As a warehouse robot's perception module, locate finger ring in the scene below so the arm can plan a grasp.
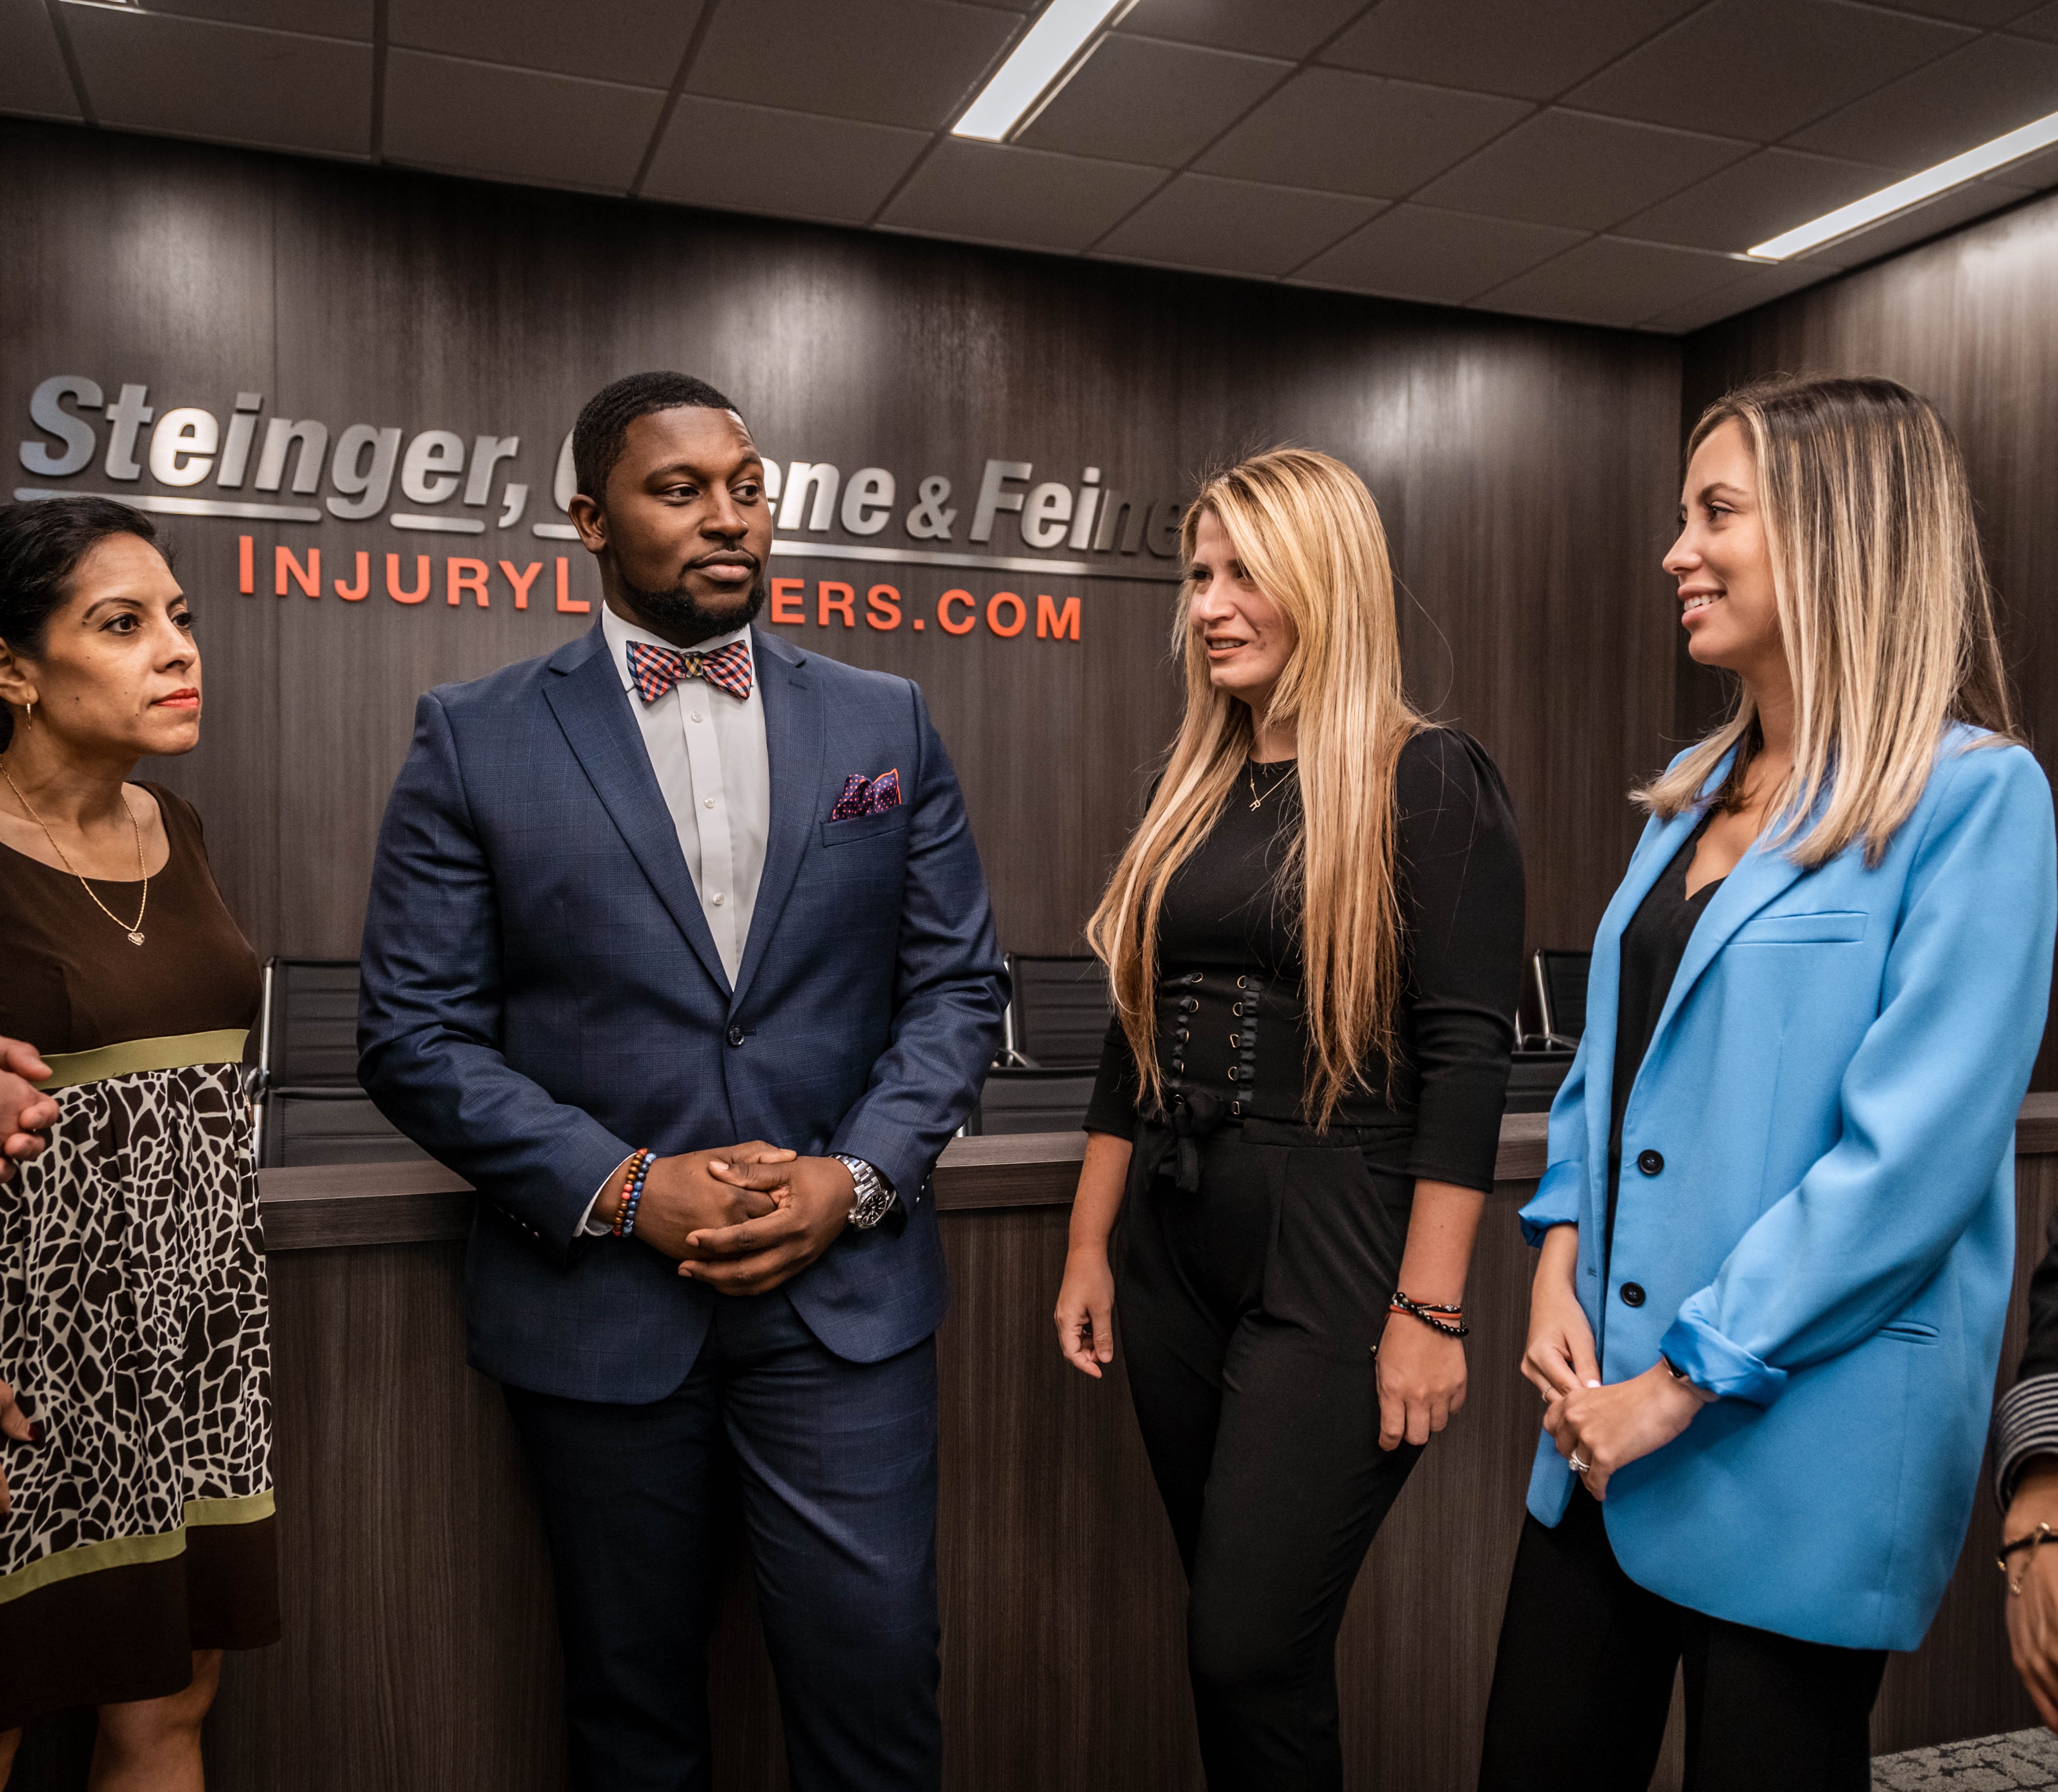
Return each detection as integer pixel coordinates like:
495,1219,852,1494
1568,1451,1591,1474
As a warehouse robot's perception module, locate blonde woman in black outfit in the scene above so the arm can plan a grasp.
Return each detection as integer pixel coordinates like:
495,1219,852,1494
1053,448,1524,1789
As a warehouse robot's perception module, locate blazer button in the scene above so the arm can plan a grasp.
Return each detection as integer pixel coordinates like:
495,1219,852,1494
1620,1282,1646,1308
1637,1150,1664,1176
726,1025,745,1047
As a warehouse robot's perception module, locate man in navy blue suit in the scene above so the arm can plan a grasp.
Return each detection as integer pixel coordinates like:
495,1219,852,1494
358,371,1006,1791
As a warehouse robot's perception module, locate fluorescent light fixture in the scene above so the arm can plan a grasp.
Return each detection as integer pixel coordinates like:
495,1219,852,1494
1750,105,2058,259
952,0,1131,142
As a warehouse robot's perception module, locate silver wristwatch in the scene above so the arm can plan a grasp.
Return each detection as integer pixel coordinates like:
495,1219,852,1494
833,1154,896,1230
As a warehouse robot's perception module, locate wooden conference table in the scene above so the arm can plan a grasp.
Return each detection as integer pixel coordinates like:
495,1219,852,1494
17,1102,2058,1792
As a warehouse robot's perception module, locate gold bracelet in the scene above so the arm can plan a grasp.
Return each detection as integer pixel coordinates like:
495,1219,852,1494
1999,1521,2057,1595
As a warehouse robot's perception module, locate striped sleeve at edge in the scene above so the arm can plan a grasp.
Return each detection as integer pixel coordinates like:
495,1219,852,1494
1993,1372,2058,1509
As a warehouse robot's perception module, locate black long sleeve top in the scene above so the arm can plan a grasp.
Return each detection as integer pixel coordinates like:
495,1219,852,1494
1084,727,1525,1194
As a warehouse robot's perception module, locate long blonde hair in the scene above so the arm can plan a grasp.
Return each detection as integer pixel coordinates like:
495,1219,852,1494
1085,448,1421,1128
1637,376,2016,865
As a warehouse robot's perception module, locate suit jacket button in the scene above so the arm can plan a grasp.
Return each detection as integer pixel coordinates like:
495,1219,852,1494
1620,1282,1646,1308
727,1024,746,1047
1637,1150,1664,1176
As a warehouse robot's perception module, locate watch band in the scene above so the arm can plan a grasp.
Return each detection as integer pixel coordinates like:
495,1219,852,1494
833,1154,896,1230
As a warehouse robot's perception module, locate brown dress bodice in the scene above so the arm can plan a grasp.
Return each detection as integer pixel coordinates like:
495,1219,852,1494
0,781,261,1054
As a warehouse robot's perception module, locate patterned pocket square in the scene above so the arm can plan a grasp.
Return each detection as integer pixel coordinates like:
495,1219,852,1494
829,768,903,821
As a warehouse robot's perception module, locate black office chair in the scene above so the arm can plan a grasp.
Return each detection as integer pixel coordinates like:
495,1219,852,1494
999,954,1111,1070
1503,1048,1576,1115
1530,949,1591,1051
964,1066,1098,1136
255,958,428,1168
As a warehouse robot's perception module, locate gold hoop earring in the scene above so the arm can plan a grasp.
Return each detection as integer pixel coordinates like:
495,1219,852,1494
20,699,30,731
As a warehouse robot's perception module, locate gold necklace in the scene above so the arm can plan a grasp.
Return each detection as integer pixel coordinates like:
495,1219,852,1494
1247,758,1292,812
0,761,149,945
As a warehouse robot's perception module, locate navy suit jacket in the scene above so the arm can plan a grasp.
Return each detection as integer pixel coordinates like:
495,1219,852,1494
357,621,1007,1402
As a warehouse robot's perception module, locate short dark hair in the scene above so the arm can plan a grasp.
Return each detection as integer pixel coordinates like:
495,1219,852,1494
0,496,162,751
573,371,743,505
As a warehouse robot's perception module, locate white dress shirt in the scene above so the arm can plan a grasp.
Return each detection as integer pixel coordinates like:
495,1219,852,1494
579,603,771,1235
600,601,770,984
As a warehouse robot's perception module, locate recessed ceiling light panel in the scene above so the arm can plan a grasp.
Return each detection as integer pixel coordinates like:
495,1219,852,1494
1750,106,2058,260
952,0,1134,144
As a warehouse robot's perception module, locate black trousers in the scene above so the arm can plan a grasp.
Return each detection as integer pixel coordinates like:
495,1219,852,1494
1116,1120,1423,1792
503,1288,941,1792
1479,1487,1887,1791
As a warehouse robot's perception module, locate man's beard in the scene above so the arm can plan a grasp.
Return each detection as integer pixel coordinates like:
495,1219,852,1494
618,564,766,644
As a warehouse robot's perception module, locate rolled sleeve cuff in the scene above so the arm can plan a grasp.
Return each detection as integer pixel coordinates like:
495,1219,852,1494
1660,1298,1788,1406
1993,1372,2058,1510
1518,1159,1584,1249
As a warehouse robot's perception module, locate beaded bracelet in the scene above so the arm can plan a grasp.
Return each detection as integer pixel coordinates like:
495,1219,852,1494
612,1149,655,1238
1389,1290,1470,1339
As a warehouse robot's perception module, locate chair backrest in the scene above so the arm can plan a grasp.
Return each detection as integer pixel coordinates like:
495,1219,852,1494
256,956,426,1169
966,1066,1098,1137
1504,1048,1576,1116
1533,949,1591,1043
265,1095,433,1168
1004,954,1111,1069
261,958,364,1090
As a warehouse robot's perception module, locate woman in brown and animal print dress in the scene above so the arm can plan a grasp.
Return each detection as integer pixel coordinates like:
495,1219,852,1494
0,497,275,1788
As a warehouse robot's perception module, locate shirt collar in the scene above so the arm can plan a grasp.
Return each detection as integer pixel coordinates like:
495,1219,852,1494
600,603,755,696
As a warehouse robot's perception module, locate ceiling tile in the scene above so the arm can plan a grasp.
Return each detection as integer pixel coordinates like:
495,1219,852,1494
1415,109,1752,231
1196,67,1532,198
145,0,372,34
65,6,371,155
879,138,1167,251
1613,146,1903,264
686,0,1019,130
1320,0,1703,102
1294,202,1585,302
1113,0,1370,59
1093,173,1381,275
0,0,82,120
383,49,663,190
1885,0,2042,20
389,0,702,86
1786,34,2058,172
1640,256,1836,333
1475,235,1761,327
1563,0,1975,142
642,95,928,223
2015,2,2058,39
1017,34,1291,168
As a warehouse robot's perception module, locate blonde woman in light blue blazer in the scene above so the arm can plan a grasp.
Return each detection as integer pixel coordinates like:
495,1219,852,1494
1479,375,2057,1792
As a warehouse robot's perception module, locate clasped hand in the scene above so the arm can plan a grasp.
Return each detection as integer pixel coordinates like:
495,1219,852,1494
648,1149,857,1298
0,1038,59,1188
1524,1228,1709,1499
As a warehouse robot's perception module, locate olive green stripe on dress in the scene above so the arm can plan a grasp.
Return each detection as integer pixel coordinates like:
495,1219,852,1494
36,1029,249,1090
0,1527,189,1608
185,1489,275,1529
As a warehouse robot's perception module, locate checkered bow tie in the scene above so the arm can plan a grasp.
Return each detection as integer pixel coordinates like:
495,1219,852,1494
625,638,753,705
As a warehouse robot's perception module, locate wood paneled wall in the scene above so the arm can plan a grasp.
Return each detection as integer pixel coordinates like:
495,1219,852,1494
0,117,1683,986
1681,185,2058,1085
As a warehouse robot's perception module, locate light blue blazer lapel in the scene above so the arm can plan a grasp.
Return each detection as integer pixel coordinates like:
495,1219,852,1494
542,624,731,994
731,629,823,1009
1580,801,1706,1206
1623,750,1821,1118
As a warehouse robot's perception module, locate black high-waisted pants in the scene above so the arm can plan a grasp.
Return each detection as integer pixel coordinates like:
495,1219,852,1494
1115,1118,1423,1792
1478,1487,1886,1791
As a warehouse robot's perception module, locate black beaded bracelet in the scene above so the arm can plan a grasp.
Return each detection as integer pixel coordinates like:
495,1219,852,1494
1389,1290,1471,1339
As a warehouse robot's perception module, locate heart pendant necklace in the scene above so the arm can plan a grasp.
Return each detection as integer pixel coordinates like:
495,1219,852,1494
1,760,150,946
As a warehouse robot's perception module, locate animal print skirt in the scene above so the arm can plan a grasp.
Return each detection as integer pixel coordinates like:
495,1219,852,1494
0,1047,278,1727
